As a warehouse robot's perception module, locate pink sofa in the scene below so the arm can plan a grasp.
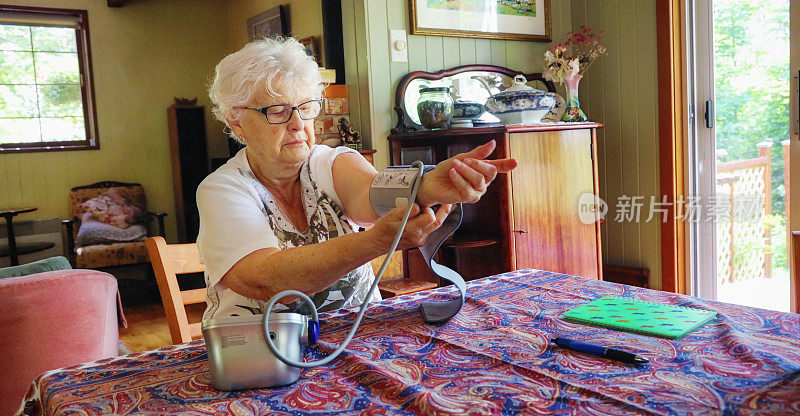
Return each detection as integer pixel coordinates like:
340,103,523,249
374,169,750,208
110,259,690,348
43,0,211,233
0,269,120,415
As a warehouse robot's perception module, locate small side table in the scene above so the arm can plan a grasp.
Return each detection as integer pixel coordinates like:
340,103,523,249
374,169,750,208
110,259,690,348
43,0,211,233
0,207,54,266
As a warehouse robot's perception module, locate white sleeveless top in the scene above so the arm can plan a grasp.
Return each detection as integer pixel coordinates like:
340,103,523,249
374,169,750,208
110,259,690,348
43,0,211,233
196,145,379,320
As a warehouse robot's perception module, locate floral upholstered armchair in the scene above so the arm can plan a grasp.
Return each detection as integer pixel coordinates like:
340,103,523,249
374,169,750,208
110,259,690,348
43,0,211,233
62,181,166,269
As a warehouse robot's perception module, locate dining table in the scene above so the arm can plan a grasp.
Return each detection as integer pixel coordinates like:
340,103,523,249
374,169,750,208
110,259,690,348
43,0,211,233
17,269,800,415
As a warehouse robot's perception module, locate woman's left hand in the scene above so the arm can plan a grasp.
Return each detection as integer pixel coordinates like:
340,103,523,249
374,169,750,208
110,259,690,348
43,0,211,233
416,140,517,206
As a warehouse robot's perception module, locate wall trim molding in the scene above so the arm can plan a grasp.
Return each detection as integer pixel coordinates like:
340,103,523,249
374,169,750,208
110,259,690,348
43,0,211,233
656,0,687,294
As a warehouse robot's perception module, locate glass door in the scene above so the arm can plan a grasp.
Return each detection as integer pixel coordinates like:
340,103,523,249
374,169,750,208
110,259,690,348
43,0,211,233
690,0,791,311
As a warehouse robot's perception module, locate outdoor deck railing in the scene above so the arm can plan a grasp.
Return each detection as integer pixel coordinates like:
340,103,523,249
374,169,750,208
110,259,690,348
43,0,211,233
715,141,789,284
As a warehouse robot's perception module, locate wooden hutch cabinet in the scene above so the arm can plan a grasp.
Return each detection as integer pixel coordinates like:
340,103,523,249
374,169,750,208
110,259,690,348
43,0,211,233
388,123,603,281
386,64,604,286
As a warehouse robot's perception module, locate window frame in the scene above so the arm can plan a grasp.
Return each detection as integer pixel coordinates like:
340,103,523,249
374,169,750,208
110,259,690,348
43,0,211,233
0,4,99,154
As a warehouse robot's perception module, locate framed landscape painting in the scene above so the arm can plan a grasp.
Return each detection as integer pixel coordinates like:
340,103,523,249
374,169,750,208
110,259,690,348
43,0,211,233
247,6,287,41
410,0,551,42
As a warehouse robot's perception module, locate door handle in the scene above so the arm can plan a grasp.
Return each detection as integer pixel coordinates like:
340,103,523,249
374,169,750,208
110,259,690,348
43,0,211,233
514,230,527,234
795,70,799,136
705,100,714,128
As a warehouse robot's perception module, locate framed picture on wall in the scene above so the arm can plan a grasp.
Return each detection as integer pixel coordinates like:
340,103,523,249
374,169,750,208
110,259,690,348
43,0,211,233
409,0,551,42
298,36,320,65
247,6,287,41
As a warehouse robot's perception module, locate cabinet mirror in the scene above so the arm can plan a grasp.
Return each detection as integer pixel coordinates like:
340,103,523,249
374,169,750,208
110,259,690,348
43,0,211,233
392,65,555,134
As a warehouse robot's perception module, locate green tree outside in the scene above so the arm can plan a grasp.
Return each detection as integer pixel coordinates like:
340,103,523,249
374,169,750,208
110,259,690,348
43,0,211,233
713,0,790,214
0,24,84,143
713,0,790,274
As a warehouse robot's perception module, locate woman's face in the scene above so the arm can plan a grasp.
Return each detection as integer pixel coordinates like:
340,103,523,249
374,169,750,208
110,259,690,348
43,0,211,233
233,84,317,169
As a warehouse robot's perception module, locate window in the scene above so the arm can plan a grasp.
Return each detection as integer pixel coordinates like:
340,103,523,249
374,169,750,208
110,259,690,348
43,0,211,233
0,5,98,153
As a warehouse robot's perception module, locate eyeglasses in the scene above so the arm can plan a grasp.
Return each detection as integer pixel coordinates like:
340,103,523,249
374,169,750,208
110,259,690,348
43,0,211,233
246,99,322,124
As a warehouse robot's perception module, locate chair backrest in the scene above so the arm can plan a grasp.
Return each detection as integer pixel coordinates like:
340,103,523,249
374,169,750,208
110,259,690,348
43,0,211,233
145,236,206,345
0,269,119,415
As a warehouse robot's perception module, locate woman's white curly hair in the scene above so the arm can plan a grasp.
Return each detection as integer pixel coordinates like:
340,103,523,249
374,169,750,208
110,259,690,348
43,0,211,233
209,36,324,140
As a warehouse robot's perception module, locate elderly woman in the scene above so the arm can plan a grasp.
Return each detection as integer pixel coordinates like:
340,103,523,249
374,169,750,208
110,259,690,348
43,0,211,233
198,37,516,320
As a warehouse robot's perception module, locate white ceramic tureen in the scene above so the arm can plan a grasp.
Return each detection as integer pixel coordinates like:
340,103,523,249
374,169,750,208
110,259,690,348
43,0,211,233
484,75,557,125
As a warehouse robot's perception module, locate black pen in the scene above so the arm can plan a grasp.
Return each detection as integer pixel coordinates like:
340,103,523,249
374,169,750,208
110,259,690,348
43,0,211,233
552,337,648,364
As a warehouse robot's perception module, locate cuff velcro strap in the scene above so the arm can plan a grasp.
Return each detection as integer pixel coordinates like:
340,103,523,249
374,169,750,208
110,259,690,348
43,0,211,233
418,203,466,324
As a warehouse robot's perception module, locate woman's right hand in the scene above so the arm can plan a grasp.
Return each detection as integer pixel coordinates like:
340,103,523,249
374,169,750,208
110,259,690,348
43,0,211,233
370,203,453,251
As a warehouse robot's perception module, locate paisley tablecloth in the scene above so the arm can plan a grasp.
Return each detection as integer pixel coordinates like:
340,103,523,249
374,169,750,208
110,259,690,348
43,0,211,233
18,270,800,415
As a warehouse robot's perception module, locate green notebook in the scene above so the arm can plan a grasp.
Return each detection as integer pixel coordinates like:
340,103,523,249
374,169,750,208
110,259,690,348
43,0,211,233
562,297,717,339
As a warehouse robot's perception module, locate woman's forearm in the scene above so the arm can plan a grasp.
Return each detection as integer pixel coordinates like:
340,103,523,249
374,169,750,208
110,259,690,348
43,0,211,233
222,227,391,302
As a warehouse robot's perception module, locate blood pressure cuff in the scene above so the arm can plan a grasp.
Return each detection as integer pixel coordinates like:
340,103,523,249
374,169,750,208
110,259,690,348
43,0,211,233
369,165,434,215
369,165,467,324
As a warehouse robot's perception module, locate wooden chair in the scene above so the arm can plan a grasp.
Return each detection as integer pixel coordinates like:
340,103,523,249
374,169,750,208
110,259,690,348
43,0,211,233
145,235,428,343
145,236,205,345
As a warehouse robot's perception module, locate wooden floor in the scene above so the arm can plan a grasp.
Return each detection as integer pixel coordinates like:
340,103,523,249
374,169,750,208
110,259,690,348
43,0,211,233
119,300,206,353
